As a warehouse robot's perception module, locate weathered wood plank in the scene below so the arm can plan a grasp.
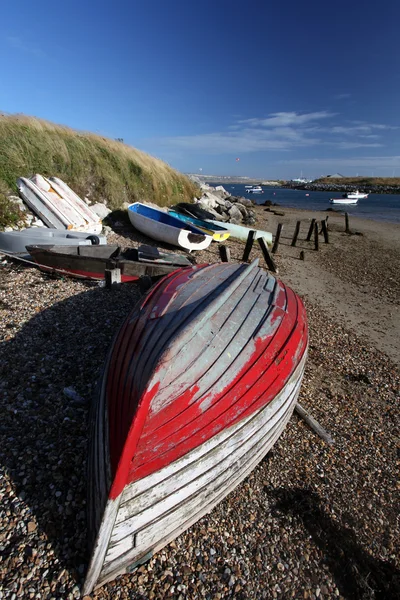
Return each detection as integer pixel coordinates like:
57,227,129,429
105,267,121,289
345,212,350,234
218,245,230,262
306,219,316,241
314,222,319,251
257,237,278,273
242,230,256,262
291,221,301,247
321,220,329,243
271,223,283,254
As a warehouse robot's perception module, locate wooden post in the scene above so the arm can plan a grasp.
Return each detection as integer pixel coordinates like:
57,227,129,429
314,222,319,251
299,250,305,261
258,237,278,273
345,212,350,234
291,221,301,247
218,245,230,262
321,220,329,243
306,218,316,241
105,267,122,289
242,230,256,262
271,223,283,254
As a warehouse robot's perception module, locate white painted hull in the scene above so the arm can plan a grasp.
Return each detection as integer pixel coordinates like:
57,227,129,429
329,198,358,205
48,177,103,233
83,351,307,594
128,207,212,251
17,176,102,232
206,219,273,244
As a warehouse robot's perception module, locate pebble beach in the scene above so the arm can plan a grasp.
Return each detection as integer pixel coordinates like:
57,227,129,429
0,205,399,599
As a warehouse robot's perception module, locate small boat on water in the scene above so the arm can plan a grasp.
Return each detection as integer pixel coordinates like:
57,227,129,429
26,244,192,282
128,203,212,251
329,197,358,205
0,227,106,254
17,175,102,233
168,210,230,242
346,190,368,199
246,186,263,193
83,260,308,593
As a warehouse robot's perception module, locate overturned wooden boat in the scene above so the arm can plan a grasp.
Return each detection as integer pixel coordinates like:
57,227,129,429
84,259,308,594
17,175,102,233
26,244,192,282
128,203,213,251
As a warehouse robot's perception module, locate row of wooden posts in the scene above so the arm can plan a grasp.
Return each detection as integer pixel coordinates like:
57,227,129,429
218,211,349,273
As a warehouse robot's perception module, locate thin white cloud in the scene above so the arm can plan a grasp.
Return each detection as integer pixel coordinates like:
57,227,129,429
6,36,46,58
334,93,351,100
142,111,397,156
278,156,400,168
239,111,335,128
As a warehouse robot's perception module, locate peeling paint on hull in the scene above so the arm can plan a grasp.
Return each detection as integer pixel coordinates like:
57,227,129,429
84,260,308,594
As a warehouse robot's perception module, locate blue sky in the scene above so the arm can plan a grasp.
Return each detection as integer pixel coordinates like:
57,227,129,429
1,0,399,179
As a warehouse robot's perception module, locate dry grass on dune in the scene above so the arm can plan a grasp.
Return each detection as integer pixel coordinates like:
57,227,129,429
0,113,198,210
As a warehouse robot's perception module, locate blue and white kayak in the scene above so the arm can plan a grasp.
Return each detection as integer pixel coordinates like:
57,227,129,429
128,203,212,251
206,219,273,245
168,210,230,242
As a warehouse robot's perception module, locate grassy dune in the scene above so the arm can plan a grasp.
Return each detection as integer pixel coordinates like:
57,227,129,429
0,114,198,213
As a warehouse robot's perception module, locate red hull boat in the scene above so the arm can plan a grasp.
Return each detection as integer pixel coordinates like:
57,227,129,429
84,260,308,593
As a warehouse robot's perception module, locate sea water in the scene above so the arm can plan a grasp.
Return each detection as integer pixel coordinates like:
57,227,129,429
210,184,400,224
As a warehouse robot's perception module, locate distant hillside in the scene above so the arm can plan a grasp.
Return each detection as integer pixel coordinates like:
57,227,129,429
0,114,198,212
315,176,400,187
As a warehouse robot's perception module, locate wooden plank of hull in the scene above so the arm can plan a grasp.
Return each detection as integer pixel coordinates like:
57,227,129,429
48,177,103,233
83,351,306,594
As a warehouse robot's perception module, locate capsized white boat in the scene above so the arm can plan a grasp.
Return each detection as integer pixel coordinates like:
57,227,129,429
206,219,273,244
17,175,102,233
128,203,213,251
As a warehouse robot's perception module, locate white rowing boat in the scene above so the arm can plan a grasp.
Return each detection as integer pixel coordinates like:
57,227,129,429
128,203,213,251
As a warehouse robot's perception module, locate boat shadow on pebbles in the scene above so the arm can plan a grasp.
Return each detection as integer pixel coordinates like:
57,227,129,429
0,281,143,587
271,488,400,599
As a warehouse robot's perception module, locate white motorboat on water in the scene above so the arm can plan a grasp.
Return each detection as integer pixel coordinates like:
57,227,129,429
345,190,368,199
329,197,358,205
246,186,263,193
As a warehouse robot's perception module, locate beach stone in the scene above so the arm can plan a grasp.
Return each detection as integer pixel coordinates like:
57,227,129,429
228,205,242,222
91,203,111,219
234,203,249,217
215,185,229,196
198,203,227,221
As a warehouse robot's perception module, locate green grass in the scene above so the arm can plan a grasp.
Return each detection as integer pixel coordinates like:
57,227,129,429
0,180,25,230
0,113,199,215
